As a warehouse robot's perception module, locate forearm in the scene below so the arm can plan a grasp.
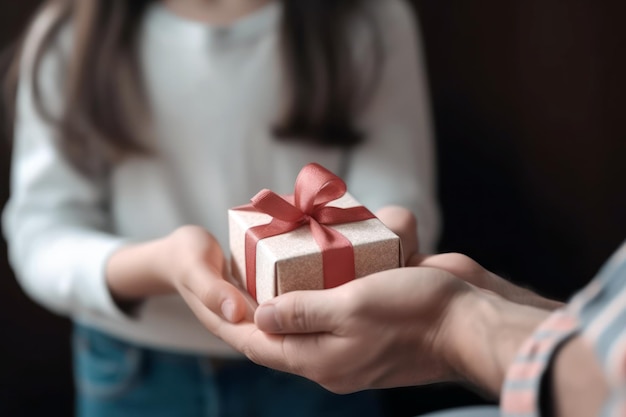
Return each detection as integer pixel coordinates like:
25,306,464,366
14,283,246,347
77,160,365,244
449,293,609,415
106,237,175,303
105,226,239,319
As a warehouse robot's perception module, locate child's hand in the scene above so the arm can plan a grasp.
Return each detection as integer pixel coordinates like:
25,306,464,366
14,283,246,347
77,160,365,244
375,205,419,265
165,226,257,325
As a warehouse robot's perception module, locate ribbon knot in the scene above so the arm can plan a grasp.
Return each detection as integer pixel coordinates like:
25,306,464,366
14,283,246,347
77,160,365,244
242,163,376,300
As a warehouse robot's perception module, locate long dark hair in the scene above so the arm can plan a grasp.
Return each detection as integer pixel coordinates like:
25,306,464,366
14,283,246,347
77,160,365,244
2,0,382,176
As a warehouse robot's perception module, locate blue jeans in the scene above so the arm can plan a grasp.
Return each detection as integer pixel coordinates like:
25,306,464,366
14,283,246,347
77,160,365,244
73,325,383,417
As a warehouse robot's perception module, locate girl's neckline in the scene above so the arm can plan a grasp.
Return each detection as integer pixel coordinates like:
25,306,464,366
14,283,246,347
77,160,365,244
148,1,281,42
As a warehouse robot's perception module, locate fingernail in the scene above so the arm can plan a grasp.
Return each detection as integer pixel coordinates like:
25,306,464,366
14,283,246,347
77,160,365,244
256,304,281,333
221,300,236,322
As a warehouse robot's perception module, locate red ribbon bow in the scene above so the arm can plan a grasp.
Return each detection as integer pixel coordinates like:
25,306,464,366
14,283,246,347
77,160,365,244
243,163,375,300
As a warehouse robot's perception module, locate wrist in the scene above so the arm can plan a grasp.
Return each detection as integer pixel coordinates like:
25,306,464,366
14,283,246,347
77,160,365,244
106,237,178,304
151,235,180,289
446,290,550,395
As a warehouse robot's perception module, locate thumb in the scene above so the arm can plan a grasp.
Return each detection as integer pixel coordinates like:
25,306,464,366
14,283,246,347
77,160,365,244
254,290,339,334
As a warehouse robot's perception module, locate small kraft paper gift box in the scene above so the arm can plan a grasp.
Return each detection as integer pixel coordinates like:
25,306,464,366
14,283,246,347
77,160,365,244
228,163,403,303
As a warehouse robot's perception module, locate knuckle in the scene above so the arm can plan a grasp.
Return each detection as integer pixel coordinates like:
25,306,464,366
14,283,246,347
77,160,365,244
197,287,216,310
197,281,226,312
171,225,203,243
443,252,489,286
448,252,479,271
447,252,470,264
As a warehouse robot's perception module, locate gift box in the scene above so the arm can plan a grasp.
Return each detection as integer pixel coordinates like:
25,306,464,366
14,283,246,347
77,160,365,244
228,163,403,303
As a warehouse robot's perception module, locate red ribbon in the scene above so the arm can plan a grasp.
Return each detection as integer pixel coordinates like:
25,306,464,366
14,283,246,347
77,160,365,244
242,163,375,300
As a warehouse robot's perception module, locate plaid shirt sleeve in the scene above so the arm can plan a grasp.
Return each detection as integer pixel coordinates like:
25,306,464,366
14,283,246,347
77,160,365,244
501,241,626,417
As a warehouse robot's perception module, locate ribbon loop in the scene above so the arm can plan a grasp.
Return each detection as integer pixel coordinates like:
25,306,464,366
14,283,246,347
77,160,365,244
294,163,347,214
251,189,305,223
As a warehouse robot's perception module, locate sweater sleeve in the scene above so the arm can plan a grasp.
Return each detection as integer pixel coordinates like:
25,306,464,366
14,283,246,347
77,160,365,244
501,241,626,416
2,11,130,320
345,0,440,254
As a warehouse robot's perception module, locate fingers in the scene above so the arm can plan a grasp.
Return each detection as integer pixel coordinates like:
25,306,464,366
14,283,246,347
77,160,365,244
413,253,489,287
176,272,291,370
255,289,344,334
179,264,255,323
375,206,419,264
177,284,289,375
216,319,317,379
187,293,317,378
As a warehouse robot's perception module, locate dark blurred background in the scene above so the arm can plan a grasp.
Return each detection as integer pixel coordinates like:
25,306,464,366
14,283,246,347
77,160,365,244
1,1,625,416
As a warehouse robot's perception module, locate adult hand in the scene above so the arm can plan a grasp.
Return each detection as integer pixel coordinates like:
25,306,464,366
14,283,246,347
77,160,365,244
210,265,549,396
411,253,563,310
212,266,477,393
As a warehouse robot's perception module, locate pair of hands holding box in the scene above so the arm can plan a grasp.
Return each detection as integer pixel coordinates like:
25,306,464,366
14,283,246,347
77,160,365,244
108,164,563,398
